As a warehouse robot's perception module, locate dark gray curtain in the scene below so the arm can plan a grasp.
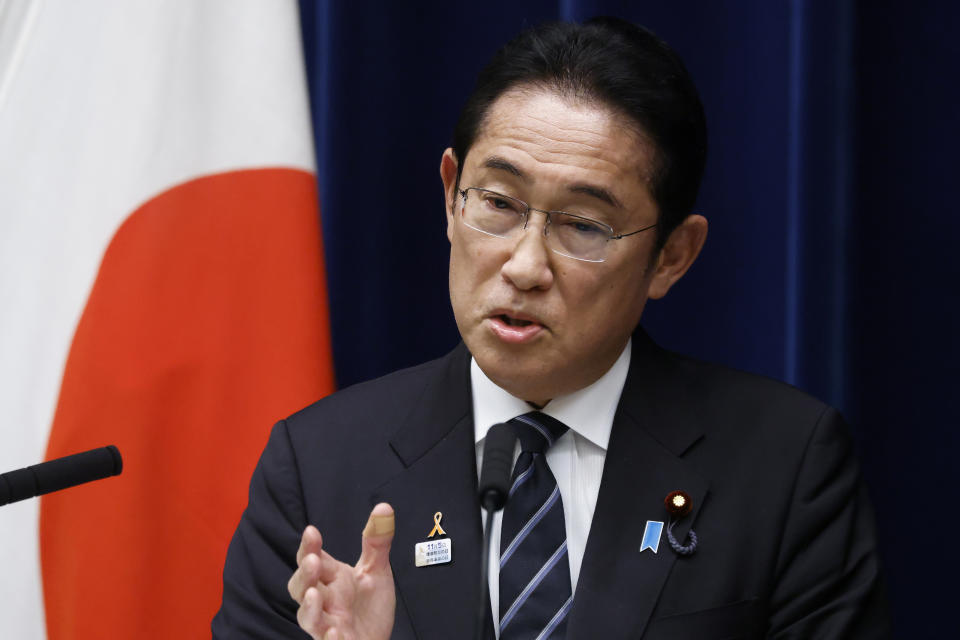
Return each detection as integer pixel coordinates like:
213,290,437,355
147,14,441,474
299,1,960,634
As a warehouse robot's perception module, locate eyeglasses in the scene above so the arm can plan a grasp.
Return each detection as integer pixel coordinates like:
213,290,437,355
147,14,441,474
457,187,657,263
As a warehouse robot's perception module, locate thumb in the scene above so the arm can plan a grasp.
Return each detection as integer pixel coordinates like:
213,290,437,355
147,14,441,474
357,502,394,573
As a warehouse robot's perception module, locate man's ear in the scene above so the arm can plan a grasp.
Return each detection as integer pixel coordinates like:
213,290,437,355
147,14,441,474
440,148,459,243
647,214,708,299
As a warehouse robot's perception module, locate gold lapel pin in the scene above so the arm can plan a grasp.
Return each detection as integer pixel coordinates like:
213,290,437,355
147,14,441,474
427,511,446,538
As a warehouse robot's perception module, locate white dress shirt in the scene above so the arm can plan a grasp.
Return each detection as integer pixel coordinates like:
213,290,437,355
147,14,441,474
472,340,631,635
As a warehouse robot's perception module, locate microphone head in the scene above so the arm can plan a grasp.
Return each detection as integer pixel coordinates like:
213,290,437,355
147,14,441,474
478,423,516,512
105,445,123,476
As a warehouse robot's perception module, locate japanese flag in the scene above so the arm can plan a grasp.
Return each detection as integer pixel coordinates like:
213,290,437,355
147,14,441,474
0,1,334,637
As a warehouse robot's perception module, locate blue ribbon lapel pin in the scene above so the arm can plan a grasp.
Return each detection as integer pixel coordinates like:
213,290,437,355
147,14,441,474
640,520,664,553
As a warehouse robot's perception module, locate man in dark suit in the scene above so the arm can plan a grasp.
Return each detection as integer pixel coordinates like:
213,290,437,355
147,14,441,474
214,18,888,639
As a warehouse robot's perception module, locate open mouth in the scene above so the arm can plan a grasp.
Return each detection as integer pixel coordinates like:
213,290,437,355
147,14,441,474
488,311,545,343
499,314,534,327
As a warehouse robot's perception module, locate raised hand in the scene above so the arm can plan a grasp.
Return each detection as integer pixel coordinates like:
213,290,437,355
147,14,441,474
287,503,397,640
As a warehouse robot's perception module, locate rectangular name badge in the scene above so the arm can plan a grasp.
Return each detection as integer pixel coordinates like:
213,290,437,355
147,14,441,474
414,538,452,567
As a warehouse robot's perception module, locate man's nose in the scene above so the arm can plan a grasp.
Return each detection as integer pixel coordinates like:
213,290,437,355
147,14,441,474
500,211,554,291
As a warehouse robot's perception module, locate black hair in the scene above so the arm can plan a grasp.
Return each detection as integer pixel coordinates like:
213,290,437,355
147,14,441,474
452,17,707,247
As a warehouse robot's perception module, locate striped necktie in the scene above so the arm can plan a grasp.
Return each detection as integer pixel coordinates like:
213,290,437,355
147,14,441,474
499,411,573,640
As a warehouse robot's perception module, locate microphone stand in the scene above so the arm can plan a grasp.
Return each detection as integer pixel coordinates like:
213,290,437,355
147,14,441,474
475,509,497,640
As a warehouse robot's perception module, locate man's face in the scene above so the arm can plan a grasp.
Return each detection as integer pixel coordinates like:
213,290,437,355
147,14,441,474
441,88,670,404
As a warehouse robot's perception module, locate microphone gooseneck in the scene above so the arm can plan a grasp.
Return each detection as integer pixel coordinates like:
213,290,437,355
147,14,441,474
476,423,517,640
0,445,123,507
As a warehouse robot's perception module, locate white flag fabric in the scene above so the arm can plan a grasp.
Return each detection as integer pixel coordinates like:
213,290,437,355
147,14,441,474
0,1,334,637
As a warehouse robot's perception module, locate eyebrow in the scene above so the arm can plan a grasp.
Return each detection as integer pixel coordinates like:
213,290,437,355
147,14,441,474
482,156,524,178
483,156,623,209
480,155,623,210
569,184,622,209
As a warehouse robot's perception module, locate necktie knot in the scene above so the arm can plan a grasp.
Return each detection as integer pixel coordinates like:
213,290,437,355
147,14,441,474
508,412,568,454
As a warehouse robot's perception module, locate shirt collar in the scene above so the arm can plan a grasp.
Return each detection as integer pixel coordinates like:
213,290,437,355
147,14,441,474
471,338,631,451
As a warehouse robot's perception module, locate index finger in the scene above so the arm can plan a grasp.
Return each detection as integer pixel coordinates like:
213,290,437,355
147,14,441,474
296,525,323,566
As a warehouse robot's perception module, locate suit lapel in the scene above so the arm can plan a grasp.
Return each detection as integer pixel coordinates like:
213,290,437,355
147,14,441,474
373,344,488,639
567,331,711,638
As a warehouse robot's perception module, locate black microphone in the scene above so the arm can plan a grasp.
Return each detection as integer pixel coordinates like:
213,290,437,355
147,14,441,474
476,423,517,640
0,445,123,507
479,423,517,511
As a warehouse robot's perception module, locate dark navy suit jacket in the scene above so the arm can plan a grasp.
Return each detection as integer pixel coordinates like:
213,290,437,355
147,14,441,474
212,330,889,639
